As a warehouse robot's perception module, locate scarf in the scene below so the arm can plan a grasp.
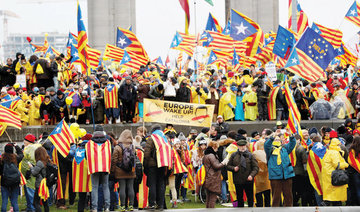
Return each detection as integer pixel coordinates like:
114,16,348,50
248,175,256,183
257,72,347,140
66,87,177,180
272,140,282,165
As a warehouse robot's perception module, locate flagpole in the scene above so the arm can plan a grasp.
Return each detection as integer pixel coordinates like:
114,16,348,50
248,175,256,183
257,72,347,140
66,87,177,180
4,129,13,143
84,56,96,131
194,0,200,77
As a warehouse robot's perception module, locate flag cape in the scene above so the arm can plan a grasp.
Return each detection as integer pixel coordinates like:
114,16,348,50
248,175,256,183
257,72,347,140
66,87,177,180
172,149,188,174
307,149,324,195
228,170,237,202
85,140,112,174
151,130,172,168
348,150,360,173
104,82,119,109
52,149,64,199
48,120,75,158
183,164,195,190
72,151,92,192
136,148,149,209
195,164,205,186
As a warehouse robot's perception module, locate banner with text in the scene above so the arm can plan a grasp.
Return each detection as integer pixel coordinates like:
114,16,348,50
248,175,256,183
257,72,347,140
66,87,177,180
143,98,214,127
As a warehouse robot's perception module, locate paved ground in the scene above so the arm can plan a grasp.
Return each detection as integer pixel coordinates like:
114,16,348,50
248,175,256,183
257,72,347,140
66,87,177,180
164,207,360,211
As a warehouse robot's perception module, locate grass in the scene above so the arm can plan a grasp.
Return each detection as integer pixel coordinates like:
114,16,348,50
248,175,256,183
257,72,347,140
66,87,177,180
2,188,228,211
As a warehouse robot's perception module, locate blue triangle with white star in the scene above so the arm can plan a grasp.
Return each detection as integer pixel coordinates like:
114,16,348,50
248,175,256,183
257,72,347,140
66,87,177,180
285,49,300,68
120,51,132,65
230,10,257,41
207,50,218,65
116,28,132,49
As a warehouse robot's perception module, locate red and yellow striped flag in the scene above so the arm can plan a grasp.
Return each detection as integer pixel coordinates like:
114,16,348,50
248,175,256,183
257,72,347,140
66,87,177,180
104,82,119,109
179,0,190,34
312,22,343,49
72,157,92,192
85,139,112,174
172,149,188,174
151,130,172,168
0,105,22,129
288,0,293,29
348,149,360,173
104,43,124,62
48,119,75,158
38,178,50,201
268,86,280,120
77,0,90,75
136,148,149,209
52,150,64,199
307,148,325,195
184,164,195,190
195,164,206,186
20,172,27,185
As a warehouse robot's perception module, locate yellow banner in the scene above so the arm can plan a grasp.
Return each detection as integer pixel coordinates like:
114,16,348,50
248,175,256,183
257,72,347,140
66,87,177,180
143,98,214,127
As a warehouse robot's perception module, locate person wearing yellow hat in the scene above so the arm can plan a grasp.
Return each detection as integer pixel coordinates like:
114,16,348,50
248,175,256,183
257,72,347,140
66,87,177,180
264,128,296,207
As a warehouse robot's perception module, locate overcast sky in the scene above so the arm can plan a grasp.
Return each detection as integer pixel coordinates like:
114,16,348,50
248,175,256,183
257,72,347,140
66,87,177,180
0,0,359,59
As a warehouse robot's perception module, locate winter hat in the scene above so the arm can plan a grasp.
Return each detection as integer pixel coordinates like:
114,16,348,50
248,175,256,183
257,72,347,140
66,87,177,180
4,143,14,154
173,138,181,144
237,128,247,135
95,125,104,132
201,127,210,134
219,135,227,141
151,124,162,133
251,131,260,138
82,133,93,141
236,139,247,146
178,132,186,141
309,127,318,135
57,90,64,96
329,130,338,139
24,134,36,143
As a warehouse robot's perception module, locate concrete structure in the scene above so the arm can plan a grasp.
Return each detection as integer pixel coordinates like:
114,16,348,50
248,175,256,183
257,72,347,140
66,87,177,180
0,120,346,145
87,0,136,51
225,0,279,33
2,33,67,60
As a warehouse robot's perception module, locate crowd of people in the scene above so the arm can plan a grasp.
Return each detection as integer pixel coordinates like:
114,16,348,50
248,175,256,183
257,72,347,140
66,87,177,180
1,116,360,211
0,51,359,127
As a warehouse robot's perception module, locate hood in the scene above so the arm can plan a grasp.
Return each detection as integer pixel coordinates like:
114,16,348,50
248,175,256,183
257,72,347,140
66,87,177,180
91,131,107,143
329,138,341,151
118,129,133,144
219,138,234,147
204,146,217,156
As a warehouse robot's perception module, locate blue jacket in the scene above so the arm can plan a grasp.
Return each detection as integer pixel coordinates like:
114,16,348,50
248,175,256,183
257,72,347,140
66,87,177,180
264,136,296,180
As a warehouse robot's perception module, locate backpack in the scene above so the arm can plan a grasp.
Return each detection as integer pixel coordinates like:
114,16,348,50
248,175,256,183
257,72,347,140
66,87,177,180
45,162,58,187
2,162,20,187
119,143,135,172
134,148,144,185
35,64,44,74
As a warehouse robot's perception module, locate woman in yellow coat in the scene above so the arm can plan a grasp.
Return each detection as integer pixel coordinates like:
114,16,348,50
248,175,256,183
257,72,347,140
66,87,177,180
242,86,258,121
321,138,349,205
218,86,237,121
191,83,208,104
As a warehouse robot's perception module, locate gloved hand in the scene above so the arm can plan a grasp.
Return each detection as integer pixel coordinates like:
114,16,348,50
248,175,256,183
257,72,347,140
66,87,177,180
227,103,234,109
196,87,201,95
221,157,229,165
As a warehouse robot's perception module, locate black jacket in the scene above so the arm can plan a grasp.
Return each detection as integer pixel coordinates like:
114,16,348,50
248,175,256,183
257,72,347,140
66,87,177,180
40,101,55,119
227,150,259,185
0,65,16,87
53,95,66,110
34,58,51,80
176,84,191,102
118,83,137,103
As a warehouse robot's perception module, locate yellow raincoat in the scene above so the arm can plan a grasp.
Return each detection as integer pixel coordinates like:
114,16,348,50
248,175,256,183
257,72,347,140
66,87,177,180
14,100,29,125
321,139,349,202
27,99,42,126
242,90,258,121
15,61,32,75
191,87,208,104
218,91,236,121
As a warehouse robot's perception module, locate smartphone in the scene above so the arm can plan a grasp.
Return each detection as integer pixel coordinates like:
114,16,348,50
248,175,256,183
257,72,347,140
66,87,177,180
280,129,286,134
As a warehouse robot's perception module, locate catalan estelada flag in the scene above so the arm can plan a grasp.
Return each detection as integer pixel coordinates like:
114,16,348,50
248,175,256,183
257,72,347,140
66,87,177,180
170,31,196,57
48,119,75,158
0,105,22,129
77,0,90,75
348,149,360,173
116,27,149,59
296,2,308,35
345,0,360,27
0,96,21,110
227,170,237,202
26,34,49,53
151,130,172,168
85,139,112,174
205,13,223,33
104,82,119,109
172,149,188,174
307,142,326,195
284,81,302,137
104,43,124,62
72,147,92,192
136,148,149,209
195,164,205,186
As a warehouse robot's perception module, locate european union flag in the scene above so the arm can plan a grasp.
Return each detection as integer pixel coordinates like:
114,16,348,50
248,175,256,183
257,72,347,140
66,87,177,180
70,44,79,63
116,28,132,49
230,10,257,41
222,20,231,35
273,25,295,59
170,32,183,48
207,50,217,65
120,51,131,65
296,28,337,70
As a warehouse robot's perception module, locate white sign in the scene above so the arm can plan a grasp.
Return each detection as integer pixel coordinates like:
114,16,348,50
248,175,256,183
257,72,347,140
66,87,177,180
16,74,26,88
265,63,277,81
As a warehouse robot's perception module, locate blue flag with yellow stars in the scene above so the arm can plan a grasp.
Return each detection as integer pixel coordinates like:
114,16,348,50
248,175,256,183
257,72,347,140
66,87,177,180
273,25,295,59
296,27,337,70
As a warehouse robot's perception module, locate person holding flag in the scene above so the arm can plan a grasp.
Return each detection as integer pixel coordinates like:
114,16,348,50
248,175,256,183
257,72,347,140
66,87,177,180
264,128,296,207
